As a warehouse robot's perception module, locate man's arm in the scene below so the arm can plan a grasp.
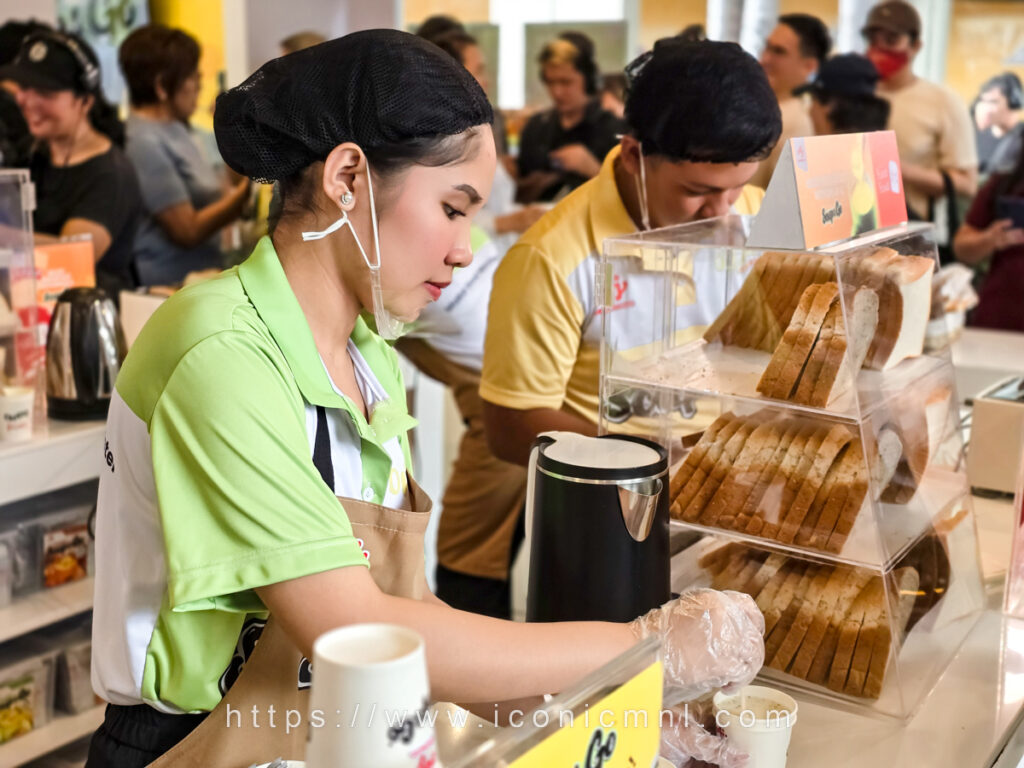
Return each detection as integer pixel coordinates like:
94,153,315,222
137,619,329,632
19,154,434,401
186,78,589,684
901,163,977,199
482,401,597,466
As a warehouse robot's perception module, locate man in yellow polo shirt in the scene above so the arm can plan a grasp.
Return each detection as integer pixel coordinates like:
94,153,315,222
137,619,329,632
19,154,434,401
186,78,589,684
481,39,782,467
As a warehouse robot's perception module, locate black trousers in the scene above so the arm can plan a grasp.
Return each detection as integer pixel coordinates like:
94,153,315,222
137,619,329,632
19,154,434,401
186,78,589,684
86,703,207,768
435,505,526,619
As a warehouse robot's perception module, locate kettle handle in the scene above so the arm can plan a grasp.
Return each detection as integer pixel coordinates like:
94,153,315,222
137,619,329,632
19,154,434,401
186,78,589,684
522,435,556,600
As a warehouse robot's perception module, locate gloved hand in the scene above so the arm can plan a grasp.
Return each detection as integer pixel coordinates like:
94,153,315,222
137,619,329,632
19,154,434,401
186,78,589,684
660,704,749,768
628,589,765,706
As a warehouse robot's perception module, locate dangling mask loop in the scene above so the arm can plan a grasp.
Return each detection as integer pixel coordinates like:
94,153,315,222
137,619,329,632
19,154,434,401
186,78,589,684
633,141,651,232
300,157,405,340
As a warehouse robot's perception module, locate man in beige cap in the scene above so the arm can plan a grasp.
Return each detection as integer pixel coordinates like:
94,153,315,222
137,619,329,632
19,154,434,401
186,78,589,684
863,0,977,219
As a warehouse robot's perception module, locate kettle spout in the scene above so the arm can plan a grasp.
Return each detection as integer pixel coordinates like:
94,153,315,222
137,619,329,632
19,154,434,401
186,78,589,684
618,479,662,542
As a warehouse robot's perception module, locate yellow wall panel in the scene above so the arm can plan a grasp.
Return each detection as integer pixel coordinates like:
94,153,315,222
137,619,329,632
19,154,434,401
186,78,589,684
638,0,704,50
779,0,837,29
948,0,1024,106
149,0,226,130
404,0,490,27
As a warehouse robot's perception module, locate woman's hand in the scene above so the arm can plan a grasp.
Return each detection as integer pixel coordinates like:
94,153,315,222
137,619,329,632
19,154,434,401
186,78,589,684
954,219,1024,265
628,589,765,706
660,705,749,768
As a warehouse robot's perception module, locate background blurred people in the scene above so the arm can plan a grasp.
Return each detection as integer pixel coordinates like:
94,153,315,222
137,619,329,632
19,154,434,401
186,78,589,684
600,72,626,119
974,72,1023,176
954,148,1024,330
478,37,780,621
0,20,48,168
279,30,325,56
515,32,625,203
119,24,249,286
752,13,831,189
3,29,140,299
799,53,891,135
865,0,977,221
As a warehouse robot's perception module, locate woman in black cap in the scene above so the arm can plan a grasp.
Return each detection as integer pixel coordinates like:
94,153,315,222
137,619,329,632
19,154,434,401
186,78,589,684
1,29,141,299
86,30,763,767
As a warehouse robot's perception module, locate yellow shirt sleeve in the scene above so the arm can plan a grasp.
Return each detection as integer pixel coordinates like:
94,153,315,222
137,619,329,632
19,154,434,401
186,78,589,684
480,243,585,411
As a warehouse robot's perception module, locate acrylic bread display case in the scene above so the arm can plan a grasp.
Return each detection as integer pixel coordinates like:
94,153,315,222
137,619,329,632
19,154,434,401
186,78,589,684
598,215,984,720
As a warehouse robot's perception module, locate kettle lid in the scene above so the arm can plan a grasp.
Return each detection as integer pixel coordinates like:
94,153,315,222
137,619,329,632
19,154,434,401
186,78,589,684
536,432,667,482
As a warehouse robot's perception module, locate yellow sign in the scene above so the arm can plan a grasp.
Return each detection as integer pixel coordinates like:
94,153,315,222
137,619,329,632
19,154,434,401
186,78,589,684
510,660,663,768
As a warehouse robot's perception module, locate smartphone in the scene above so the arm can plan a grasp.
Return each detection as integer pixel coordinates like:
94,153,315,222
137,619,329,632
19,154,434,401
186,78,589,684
996,196,1024,229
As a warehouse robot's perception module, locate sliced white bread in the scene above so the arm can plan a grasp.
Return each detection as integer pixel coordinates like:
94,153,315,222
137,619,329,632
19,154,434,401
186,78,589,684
777,424,855,544
701,419,780,527
790,566,854,680
862,249,934,370
674,416,744,519
757,283,821,397
771,566,832,671
809,287,879,407
746,425,816,536
732,422,803,532
761,426,828,540
792,302,837,406
684,414,764,521
770,283,841,400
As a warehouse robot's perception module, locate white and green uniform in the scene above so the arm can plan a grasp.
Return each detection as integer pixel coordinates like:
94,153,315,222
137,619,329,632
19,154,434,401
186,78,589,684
91,237,416,714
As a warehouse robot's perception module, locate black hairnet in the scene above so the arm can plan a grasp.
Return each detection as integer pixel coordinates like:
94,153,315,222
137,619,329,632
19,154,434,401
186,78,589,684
215,29,493,183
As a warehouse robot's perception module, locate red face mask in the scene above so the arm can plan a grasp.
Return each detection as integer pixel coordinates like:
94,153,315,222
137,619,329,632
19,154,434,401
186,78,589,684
868,46,910,80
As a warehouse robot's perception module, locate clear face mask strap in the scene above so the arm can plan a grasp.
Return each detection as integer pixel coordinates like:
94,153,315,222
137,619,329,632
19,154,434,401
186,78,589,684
634,141,651,232
301,158,405,340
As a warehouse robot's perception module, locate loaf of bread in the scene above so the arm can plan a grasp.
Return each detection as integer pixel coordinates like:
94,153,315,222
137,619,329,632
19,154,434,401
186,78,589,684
668,411,866,553
700,544,923,700
705,248,933,387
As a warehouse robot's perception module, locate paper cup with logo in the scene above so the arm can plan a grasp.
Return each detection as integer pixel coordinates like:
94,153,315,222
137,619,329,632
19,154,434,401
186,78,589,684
713,685,798,768
0,387,34,443
306,623,437,768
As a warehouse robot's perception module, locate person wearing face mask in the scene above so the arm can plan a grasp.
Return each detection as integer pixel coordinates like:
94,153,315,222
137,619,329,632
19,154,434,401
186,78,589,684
119,24,251,287
973,73,1024,177
863,0,977,221
1,29,141,300
515,32,626,204
85,32,764,768
751,13,831,190
481,39,780,464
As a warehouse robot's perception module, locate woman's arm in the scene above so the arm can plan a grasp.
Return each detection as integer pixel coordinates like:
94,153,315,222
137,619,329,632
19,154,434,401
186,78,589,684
256,564,635,704
954,219,1024,265
61,219,112,261
154,178,250,250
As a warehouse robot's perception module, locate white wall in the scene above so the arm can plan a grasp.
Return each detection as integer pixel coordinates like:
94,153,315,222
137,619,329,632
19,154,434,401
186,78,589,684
0,0,56,25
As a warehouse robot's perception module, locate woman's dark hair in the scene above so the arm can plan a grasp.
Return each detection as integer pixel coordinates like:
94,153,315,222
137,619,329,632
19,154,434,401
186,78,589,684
817,93,890,134
415,15,465,44
88,96,125,147
601,72,627,102
431,30,478,66
270,128,485,231
118,24,200,107
625,40,780,163
59,32,125,147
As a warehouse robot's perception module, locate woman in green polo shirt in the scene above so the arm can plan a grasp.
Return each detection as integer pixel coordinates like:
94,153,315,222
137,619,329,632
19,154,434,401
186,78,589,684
87,30,764,768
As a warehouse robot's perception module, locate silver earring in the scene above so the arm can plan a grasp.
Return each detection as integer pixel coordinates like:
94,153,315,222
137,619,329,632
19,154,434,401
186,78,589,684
341,192,353,206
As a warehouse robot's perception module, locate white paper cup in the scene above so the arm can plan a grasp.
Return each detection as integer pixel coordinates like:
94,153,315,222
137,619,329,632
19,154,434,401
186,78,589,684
306,623,436,768
713,685,798,768
0,386,34,443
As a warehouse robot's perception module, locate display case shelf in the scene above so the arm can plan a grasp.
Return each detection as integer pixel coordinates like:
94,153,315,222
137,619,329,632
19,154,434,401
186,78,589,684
0,577,93,645
602,216,985,719
613,340,950,423
0,703,103,766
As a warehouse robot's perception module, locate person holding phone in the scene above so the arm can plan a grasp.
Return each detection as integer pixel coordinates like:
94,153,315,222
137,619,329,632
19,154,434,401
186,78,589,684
953,150,1024,331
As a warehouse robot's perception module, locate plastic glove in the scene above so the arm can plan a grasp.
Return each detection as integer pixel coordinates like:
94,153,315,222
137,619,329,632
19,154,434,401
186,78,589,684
628,589,765,706
660,704,749,768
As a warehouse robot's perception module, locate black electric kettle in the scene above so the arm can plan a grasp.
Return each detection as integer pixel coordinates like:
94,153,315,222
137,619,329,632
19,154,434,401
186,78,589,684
525,432,670,624
45,287,126,419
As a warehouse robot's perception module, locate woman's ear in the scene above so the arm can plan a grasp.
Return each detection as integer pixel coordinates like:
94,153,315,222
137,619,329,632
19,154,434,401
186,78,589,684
322,142,364,211
154,75,168,103
618,135,641,176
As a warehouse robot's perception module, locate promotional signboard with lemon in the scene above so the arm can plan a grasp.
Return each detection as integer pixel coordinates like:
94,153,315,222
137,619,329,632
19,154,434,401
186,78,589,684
748,131,908,250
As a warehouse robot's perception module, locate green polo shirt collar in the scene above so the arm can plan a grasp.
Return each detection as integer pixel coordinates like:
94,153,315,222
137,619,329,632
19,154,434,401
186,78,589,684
238,236,416,446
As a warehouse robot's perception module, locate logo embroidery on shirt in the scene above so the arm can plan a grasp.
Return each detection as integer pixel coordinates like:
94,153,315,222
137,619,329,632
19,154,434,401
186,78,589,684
104,440,115,473
357,537,370,562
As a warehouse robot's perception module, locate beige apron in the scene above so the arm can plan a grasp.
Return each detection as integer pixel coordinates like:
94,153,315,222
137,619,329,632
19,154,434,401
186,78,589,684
148,478,432,768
